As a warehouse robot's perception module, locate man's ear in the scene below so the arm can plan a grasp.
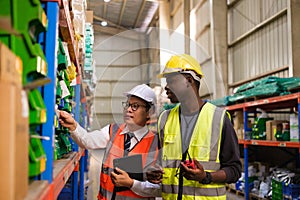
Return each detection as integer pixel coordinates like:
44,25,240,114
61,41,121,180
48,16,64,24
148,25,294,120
186,76,193,86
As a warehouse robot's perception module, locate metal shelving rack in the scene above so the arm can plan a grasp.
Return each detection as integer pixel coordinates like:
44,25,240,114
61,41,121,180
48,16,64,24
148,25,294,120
24,0,86,199
226,92,300,200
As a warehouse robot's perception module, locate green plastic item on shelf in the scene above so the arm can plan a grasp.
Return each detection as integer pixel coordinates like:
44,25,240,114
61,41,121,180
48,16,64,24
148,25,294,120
0,33,48,84
54,135,62,160
56,84,62,104
57,38,68,70
274,123,290,141
29,132,47,177
251,117,273,140
56,131,72,155
62,99,72,113
0,0,48,41
28,89,47,125
61,133,72,152
209,96,230,107
272,178,283,200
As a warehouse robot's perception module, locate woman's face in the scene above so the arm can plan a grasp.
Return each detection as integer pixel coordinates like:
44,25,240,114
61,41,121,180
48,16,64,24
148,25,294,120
123,96,150,128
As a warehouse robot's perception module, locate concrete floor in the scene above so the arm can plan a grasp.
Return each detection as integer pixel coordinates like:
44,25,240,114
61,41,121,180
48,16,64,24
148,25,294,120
87,149,104,200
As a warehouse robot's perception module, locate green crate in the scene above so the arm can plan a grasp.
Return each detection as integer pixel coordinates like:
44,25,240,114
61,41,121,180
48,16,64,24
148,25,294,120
29,132,46,177
0,33,47,84
272,179,283,199
56,131,72,155
28,89,47,125
54,135,62,160
0,0,47,40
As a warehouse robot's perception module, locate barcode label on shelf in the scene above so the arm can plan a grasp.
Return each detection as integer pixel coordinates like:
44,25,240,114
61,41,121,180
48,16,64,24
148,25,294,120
278,143,286,147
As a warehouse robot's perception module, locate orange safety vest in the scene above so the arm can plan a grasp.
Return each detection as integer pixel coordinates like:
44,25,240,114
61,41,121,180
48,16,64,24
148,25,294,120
98,123,159,200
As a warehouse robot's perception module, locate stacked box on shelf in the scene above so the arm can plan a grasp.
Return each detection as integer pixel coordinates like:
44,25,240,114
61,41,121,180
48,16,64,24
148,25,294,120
55,38,77,159
70,0,87,36
0,42,29,200
0,0,48,85
84,23,94,71
83,23,96,87
0,0,49,179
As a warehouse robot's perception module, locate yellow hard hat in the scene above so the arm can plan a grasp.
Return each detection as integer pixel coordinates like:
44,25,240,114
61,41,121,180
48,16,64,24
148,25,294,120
158,54,204,81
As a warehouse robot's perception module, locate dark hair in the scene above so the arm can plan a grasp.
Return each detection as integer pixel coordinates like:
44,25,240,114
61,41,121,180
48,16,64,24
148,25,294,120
183,74,200,89
128,95,155,112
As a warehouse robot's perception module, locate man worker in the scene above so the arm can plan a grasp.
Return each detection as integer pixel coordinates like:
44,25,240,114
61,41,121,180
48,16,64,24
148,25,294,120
59,84,161,200
147,54,242,200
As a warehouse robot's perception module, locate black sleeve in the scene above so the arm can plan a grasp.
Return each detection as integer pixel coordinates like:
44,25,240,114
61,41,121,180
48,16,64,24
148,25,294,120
219,114,242,183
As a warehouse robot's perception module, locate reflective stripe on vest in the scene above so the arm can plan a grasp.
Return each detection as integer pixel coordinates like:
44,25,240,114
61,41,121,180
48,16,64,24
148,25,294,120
98,123,159,200
160,103,226,200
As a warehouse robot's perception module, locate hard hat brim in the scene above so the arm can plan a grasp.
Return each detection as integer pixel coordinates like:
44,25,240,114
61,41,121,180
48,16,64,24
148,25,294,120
157,70,202,82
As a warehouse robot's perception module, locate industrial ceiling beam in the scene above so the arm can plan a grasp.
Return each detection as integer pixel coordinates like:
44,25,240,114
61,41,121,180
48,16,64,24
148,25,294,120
134,0,146,28
118,0,127,25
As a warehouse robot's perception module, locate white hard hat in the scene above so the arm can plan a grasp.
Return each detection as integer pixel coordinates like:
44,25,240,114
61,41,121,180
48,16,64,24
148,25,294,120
123,84,156,105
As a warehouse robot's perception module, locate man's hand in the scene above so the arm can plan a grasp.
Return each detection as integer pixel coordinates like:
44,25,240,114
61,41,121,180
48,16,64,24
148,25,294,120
110,167,134,188
146,164,164,184
180,159,206,182
58,111,77,131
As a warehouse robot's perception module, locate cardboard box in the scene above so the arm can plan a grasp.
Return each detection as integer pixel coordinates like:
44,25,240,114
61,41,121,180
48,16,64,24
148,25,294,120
0,83,16,200
290,114,299,141
85,10,93,23
0,43,27,199
0,43,22,86
266,120,288,141
15,89,29,200
234,111,244,140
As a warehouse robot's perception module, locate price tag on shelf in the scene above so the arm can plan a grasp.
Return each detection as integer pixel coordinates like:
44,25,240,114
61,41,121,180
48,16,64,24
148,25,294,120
278,142,286,147
63,170,69,183
251,141,258,145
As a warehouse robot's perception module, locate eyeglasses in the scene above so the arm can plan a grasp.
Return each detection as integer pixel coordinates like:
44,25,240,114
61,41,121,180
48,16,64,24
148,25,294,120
122,102,147,111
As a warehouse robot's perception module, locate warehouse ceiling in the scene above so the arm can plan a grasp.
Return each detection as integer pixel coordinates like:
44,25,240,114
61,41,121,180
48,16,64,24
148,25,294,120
87,0,159,34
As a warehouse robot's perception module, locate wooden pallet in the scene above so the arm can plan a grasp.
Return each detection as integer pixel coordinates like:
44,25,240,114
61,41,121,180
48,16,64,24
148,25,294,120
226,185,268,200
226,185,245,197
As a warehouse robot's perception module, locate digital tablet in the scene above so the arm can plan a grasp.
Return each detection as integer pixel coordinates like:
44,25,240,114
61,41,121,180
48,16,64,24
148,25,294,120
113,154,143,192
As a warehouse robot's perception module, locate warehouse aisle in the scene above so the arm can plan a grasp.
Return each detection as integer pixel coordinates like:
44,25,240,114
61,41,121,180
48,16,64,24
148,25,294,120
87,149,104,200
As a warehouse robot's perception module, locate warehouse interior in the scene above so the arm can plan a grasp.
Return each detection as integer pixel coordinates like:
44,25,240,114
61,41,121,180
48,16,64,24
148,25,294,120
0,0,299,199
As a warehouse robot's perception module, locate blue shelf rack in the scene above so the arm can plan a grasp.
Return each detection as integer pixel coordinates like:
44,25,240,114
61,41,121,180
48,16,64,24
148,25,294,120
226,92,300,200
24,0,87,199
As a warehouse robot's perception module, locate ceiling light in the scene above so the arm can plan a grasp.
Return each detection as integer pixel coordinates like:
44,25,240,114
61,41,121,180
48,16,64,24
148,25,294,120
104,0,110,2
101,21,108,26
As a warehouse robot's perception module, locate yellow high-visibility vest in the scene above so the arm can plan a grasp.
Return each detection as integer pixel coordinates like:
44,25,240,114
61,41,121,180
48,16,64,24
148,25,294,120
158,103,227,200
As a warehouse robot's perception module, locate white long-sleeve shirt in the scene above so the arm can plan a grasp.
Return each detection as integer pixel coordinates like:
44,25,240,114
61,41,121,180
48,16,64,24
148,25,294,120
69,123,161,197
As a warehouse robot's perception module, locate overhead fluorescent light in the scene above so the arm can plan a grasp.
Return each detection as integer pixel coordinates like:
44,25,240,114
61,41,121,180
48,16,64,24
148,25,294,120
104,0,110,2
101,21,108,26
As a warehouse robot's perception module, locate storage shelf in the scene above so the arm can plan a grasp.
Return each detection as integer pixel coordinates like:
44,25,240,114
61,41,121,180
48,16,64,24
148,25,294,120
25,180,52,200
239,139,300,148
53,148,84,199
226,92,300,200
226,92,300,112
59,0,81,78
24,149,84,200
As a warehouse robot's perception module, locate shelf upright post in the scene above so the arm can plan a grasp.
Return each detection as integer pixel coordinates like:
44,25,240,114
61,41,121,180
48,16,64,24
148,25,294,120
296,95,300,168
71,83,81,200
79,102,86,200
40,1,59,182
79,154,85,200
243,107,250,200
